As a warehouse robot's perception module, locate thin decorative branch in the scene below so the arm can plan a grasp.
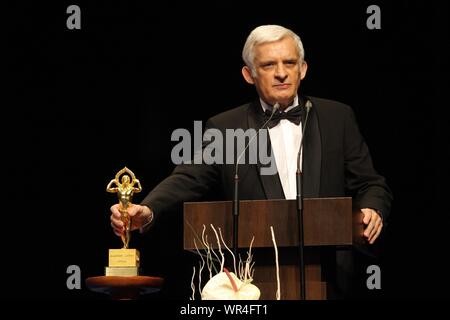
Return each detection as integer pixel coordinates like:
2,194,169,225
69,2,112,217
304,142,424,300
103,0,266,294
194,238,205,295
201,228,214,278
205,233,221,275
270,226,281,300
210,224,225,273
190,266,196,300
244,237,255,282
238,254,244,280
198,260,205,296
218,227,237,275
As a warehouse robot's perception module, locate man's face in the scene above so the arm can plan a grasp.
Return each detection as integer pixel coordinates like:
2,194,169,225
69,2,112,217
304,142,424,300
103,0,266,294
242,36,307,109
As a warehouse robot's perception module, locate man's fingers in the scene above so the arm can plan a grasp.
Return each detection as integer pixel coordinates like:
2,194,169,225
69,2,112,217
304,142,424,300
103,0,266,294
127,204,141,217
110,203,127,236
111,221,124,236
368,218,382,240
111,203,143,218
110,203,144,234
369,221,383,244
364,225,373,239
364,215,376,238
111,204,121,218
111,217,124,228
362,210,371,224
366,217,377,239
362,208,384,244
110,210,124,238
111,218,124,230
113,229,123,237
368,219,383,243
363,214,371,225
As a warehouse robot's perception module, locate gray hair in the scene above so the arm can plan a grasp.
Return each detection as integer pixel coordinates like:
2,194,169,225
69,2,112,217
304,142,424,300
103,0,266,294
242,25,305,76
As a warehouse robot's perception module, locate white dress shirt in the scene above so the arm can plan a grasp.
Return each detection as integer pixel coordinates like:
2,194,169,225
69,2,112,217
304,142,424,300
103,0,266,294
260,96,302,199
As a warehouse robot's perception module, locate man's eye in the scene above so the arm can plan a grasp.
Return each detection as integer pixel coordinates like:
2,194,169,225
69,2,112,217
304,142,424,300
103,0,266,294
261,63,274,68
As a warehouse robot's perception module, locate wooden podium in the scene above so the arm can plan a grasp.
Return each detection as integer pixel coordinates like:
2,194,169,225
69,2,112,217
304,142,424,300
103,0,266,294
183,197,364,300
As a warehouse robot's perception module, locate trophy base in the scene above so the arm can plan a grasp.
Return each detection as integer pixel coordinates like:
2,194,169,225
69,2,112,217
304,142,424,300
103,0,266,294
109,248,140,267
105,266,140,277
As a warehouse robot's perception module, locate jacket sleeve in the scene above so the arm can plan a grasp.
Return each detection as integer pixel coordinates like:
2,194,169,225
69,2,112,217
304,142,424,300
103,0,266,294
140,118,221,225
343,107,393,221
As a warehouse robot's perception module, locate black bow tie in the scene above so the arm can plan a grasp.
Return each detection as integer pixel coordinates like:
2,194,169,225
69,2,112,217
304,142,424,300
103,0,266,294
264,104,306,128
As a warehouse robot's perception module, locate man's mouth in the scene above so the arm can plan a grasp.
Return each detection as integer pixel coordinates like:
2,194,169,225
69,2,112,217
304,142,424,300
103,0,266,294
273,84,291,89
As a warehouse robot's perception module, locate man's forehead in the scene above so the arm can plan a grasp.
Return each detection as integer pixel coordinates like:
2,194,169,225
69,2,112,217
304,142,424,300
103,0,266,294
254,38,299,59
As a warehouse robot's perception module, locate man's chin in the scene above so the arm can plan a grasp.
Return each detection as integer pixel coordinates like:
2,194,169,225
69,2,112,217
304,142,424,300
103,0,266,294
274,96,296,108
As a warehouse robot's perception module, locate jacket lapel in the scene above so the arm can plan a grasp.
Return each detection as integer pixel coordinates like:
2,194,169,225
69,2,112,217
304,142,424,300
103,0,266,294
247,101,285,199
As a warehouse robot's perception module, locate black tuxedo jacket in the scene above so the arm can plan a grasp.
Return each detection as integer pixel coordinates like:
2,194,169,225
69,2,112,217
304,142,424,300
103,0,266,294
142,96,392,223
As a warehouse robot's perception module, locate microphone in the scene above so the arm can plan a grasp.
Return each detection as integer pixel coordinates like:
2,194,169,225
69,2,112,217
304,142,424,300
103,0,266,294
296,99,312,300
232,102,280,257
296,100,313,172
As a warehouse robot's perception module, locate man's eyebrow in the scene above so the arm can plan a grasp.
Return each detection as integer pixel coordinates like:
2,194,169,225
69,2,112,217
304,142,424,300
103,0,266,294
258,59,275,64
258,57,298,64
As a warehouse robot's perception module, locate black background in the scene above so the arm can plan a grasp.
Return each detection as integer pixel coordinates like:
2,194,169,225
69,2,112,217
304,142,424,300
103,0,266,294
5,0,449,301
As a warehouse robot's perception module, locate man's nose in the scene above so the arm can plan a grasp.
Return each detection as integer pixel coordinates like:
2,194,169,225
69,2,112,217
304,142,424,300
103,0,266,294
274,64,288,82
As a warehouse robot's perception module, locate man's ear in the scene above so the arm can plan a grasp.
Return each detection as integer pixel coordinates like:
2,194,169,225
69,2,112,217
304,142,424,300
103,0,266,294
242,66,255,84
300,61,308,80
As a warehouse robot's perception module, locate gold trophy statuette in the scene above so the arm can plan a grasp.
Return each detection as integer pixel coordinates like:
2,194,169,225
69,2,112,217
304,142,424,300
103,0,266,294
105,167,142,276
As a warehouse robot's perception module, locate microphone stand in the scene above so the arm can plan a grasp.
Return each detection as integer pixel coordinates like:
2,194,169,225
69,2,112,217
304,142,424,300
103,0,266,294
296,162,306,300
296,101,311,300
232,173,239,258
232,103,280,258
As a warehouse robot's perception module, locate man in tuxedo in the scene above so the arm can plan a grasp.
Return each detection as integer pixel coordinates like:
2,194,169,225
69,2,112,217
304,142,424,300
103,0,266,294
110,25,392,297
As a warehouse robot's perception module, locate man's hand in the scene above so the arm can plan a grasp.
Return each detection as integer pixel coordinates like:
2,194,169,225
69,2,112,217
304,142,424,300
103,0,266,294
110,204,153,237
362,208,383,244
